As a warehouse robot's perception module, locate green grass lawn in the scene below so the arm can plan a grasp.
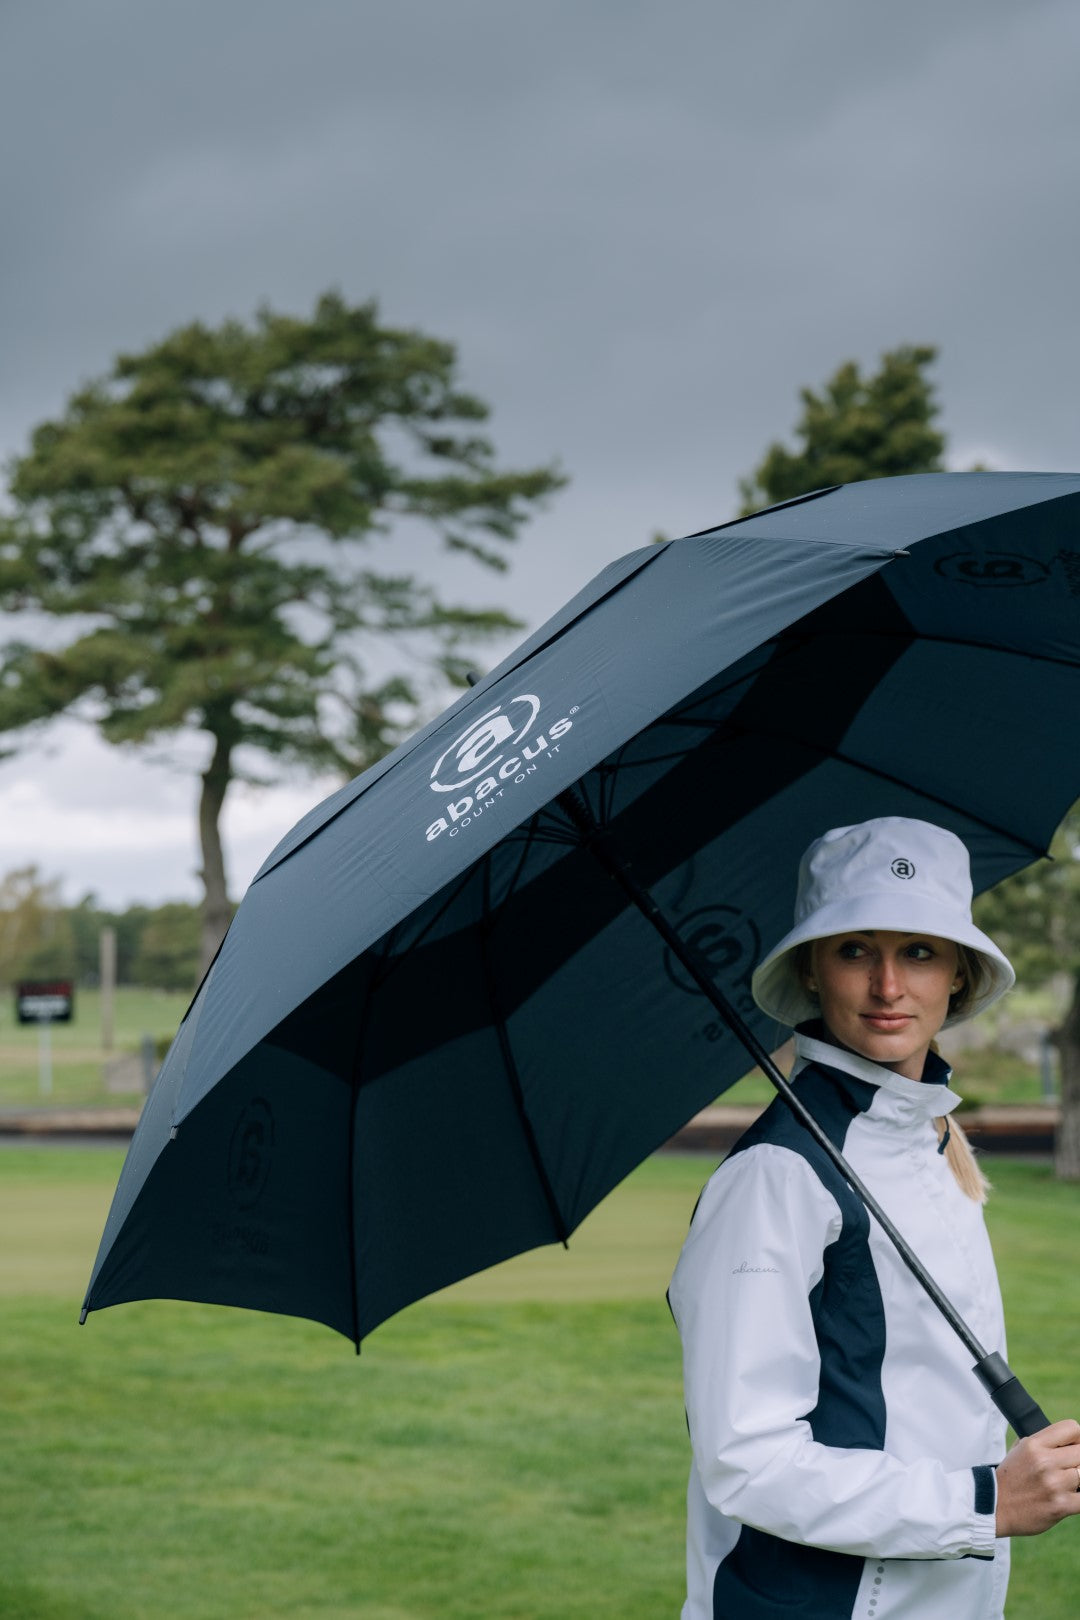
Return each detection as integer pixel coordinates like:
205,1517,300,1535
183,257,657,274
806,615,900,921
1,1150,1078,1617
0,987,191,1110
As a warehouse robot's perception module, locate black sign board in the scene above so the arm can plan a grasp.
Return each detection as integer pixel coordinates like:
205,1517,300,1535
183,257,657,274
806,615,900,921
16,979,75,1025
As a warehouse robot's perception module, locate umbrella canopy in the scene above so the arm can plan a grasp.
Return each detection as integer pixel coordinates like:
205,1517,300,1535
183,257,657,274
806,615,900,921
83,471,1080,1348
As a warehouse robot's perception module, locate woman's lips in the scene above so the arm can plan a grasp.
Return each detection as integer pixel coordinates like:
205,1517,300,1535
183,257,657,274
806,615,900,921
860,1013,912,1030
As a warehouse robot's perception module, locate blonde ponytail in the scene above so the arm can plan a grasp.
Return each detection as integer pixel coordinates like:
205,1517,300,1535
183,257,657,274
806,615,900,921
934,1114,990,1204
934,946,992,1201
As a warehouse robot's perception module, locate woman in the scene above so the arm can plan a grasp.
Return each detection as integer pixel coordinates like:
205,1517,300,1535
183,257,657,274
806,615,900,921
668,816,1080,1619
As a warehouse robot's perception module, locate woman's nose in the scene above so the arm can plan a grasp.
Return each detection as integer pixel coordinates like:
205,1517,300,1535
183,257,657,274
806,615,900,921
870,958,903,999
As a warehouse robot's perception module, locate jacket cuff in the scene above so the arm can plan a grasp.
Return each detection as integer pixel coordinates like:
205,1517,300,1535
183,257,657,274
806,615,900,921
967,1465,998,1558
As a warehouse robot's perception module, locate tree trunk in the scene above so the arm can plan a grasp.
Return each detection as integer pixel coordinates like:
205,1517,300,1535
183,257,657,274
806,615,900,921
198,728,234,976
1053,975,1080,1180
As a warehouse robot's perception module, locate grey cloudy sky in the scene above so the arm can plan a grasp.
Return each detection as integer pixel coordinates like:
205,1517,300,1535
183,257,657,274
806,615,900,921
1,0,1078,906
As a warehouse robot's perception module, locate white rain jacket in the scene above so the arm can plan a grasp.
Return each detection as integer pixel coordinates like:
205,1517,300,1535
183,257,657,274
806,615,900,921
668,1030,1009,1619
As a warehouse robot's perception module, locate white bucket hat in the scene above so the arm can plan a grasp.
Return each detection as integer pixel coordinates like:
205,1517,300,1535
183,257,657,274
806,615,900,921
751,816,1015,1030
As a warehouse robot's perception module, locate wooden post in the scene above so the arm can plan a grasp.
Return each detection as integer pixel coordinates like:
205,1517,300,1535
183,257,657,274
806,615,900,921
38,1020,53,1096
100,927,117,1053
1054,981,1080,1181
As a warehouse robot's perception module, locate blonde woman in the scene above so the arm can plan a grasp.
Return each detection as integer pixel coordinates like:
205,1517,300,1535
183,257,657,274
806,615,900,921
669,817,1080,1619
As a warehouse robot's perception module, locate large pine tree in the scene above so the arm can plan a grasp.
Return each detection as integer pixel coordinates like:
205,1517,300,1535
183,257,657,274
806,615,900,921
0,292,564,970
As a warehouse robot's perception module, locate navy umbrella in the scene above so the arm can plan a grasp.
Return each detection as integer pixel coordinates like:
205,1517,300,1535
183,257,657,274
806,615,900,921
83,472,1080,1427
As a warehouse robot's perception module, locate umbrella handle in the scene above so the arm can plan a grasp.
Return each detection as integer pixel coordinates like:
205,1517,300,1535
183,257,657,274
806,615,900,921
973,1352,1051,1437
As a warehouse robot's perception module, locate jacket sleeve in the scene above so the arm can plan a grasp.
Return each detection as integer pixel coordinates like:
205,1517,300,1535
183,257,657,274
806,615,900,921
668,1143,998,1561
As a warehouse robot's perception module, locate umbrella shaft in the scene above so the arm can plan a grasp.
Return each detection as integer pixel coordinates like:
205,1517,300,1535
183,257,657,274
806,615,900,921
558,787,1050,1436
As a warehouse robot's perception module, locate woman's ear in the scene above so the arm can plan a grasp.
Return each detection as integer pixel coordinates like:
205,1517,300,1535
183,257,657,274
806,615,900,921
795,942,818,997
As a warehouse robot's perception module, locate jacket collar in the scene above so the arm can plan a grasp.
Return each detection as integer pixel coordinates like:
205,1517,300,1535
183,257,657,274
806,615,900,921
791,1025,963,1122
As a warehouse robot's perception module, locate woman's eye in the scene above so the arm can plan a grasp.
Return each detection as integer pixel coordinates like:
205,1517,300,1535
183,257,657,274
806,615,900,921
907,944,934,961
837,941,868,960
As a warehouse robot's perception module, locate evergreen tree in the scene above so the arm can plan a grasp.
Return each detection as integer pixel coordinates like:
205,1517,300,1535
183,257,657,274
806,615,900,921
738,344,945,514
0,293,564,970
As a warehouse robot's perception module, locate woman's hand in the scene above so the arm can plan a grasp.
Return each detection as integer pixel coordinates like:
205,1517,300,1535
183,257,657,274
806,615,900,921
995,1419,1080,1536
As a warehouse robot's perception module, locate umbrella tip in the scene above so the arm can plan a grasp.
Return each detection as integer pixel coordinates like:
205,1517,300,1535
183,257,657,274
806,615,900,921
465,669,482,688
79,1306,88,1325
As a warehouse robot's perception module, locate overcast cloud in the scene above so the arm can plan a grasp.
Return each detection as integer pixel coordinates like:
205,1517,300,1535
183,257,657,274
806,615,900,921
1,0,1078,906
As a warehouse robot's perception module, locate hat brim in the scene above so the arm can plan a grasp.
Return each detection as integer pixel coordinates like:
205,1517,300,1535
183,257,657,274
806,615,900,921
751,898,1015,1031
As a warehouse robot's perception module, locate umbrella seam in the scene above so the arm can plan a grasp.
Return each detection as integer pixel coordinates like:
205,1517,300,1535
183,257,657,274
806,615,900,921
369,869,478,987
504,818,544,893
679,483,843,537
856,630,1080,672
480,854,570,1247
345,940,391,1350
725,726,1050,861
782,624,1080,673
661,622,1080,745
465,543,673,692
248,546,673,886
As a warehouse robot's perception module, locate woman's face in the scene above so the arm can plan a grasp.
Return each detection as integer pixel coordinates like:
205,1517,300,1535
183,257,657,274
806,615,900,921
806,930,961,1081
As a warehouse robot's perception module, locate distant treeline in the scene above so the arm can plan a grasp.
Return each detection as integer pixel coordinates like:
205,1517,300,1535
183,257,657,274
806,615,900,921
0,868,211,992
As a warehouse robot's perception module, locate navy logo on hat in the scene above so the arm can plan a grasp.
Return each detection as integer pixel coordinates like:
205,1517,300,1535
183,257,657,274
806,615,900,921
891,857,915,879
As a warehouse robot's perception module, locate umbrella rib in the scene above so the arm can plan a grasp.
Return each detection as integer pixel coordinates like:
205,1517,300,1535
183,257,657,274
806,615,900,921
596,761,623,825
529,805,586,847
727,726,1051,860
502,817,546,897
481,855,570,1248
586,727,1050,865
345,940,392,1353
657,648,781,723
378,823,567,988
371,869,480,987
471,542,670,689
840,626,1080,673
651,626,1080,740
596,741,714,773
